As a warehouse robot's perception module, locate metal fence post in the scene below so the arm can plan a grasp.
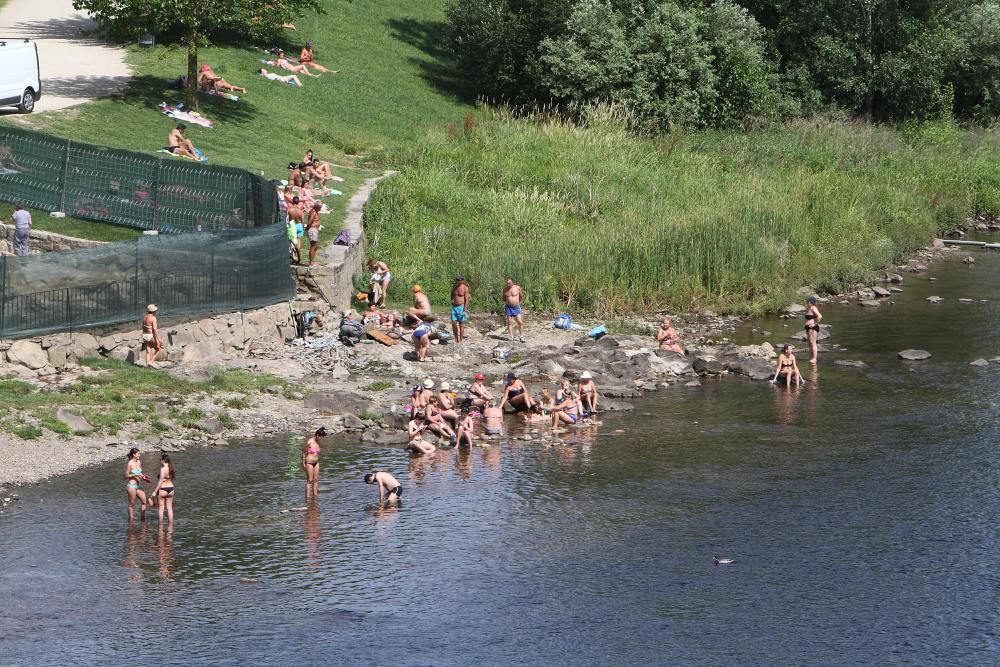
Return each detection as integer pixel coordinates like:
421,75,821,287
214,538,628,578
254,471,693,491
210,242,216,312
151,157,162,232
0,255,5,337
58,139,71,213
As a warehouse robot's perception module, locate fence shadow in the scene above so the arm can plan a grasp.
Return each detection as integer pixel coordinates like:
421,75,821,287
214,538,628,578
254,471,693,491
385,18,472,102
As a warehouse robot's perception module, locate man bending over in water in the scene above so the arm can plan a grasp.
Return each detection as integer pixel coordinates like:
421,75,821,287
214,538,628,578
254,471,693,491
365,471,402,503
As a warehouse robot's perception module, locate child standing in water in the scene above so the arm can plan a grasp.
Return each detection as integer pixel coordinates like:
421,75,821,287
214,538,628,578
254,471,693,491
124,448,148,522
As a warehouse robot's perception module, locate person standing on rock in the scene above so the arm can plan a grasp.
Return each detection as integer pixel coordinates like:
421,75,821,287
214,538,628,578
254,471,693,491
450,275,471,343
306,202,322,267
365,471,402,503
804,296,822,364
142,304,162,368
124,448,148,522
770,344,803,388
367,259,391,307
9,203,31,257
503,277,526,343
301,427,327,502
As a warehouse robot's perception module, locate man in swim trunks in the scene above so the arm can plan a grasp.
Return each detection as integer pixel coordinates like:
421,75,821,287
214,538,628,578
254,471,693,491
365,470,402,503
483,399,503,435
409,284,432,323
503,277,525,343
306,202,322,267
450,275,470,343
287,196,305,253
141,304,162,368
167,124,197,160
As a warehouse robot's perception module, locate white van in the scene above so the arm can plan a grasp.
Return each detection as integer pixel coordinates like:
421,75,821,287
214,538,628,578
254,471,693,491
0,39,41,113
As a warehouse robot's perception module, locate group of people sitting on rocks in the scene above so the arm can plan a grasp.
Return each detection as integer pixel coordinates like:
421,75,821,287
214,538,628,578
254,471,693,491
403,371,601,454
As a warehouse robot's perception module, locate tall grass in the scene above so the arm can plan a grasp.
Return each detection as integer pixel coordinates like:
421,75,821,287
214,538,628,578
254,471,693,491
364,106,1000,315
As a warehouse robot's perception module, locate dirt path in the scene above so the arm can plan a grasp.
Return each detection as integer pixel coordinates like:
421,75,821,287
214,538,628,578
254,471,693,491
0,0,129,113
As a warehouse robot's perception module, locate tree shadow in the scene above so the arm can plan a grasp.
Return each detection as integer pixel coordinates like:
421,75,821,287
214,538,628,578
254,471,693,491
2,15,102,42
41,75,131,100
385,18,472,102
120,75,259,125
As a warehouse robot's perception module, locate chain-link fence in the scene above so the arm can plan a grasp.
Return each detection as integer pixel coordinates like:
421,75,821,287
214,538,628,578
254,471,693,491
0,125,276,232
0,224,294,339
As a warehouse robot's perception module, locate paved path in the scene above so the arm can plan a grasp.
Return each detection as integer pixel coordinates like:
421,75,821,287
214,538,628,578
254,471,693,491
0,0,129,113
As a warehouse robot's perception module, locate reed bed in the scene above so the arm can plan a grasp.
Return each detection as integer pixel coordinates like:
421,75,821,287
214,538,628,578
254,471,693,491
365,107,999,315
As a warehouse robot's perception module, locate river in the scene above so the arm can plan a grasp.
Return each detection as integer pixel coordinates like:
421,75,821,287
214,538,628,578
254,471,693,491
1,250,998,665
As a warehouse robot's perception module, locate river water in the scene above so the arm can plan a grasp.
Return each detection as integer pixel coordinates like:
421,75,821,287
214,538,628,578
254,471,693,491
1,251,998,665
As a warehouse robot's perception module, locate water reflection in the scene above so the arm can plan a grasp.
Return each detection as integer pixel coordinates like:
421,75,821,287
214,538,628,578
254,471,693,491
156,525,175,580
302,505,322,569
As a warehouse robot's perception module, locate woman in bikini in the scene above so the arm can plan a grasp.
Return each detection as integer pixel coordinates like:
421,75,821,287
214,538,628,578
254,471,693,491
551,390,581,428
124,448,148,522
407,413,436,454
500,372,534,412
577,371,599,414
151,453,176,524
275,50,319,77
301,427,327,502
367,260,391,307
804,296,822,364
424,397,456,440
141,304,161,368
771,344,803,387
455,412,475,448
656,317,685,354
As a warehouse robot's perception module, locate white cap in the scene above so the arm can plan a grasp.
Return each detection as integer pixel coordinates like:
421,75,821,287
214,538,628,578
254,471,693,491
422,379,434,389
440,381,451,391
580,371,592,379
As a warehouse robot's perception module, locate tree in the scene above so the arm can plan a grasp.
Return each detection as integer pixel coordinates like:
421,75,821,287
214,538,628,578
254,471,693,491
73,0,322,108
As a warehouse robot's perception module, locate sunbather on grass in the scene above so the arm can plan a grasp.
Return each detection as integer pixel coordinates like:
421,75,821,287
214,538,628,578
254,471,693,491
299,42,339,74
275,51,319,77
198,64,247,93
167,124,199,160
258,68,303,87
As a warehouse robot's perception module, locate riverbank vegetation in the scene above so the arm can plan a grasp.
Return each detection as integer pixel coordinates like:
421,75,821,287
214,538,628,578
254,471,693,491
364,107,999,315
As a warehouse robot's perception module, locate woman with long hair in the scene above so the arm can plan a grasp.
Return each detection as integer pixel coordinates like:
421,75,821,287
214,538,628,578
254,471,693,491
302,427,327,502
804,296,823,364
151,453,176,524
124,448,148,522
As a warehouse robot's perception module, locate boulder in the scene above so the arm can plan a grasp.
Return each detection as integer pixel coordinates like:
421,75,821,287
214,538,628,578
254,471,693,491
833,359,867,368
601,386,643,398
193,417,223,434
599,399,634,412
872,286,891,297
55,407,94,434
926,296,943,304
692,356,723,375
911,264,929,272
885,272,904,283
898,349,932,361
360,428,409,445
791,326,831,342
307,391,372,415
341,414,366,431
7,340,48,370
970,358,989,367
47,345,68,368
738,342,775,359
724,357,774,381
783,303,806,315
181,340,223,364
857,288,876,299
648,353,692,376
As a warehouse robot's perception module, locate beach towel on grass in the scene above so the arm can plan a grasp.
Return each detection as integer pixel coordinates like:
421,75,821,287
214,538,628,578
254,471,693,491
159,102,214,128
157,148,207,162
200,89,239,102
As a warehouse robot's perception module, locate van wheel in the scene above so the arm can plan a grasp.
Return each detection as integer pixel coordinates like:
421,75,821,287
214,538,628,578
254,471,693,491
18,88,35,113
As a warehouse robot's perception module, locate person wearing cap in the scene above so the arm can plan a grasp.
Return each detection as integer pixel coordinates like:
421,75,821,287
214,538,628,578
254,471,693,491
467,373,493,408
503,277,526,343
141,304,162,369
499,372,533,412
577,371,599,414
197,63,247,93
301,427,327,502
409,284,432,323
436,381,460,429
306,201,322,267
450,275,471,344
803,295,822,364
299,42,337,74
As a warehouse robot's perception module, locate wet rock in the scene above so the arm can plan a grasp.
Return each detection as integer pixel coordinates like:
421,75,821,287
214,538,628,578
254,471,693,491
724,357,773,381
858,288,876,299
860,299,882,307
926,296,943,304
684,380,702,388
834,359,867,368
307,391,371,415
692,356,723,376
910,264,929,273
889,287,904,293
898,349,932,361
602,386,643,398
958,298,974,303
783,303,806,315
7,340,48,370
193,417,223,434
361,427,409,445
341,414,366,431
55,407,93,434
791,326,831,342
885,272,904,283
970,358,989,367
872,286,891,297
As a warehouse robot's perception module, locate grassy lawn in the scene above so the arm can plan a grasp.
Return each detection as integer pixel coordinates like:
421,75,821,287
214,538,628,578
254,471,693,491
0,359,296,439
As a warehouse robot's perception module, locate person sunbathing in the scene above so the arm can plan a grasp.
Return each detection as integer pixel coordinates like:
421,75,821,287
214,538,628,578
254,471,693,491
198,64,247,93
274,51,319,77
258,68,302,87
298,42,339,74
167,124,198,160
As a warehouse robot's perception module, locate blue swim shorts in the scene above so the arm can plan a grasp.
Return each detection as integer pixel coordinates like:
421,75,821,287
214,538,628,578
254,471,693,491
451,305,468,322
504,304,522,318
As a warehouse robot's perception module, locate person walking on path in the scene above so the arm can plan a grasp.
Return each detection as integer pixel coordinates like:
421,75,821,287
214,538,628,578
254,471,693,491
306,202,322,267
451,275,470,343
804,296,823,364
302,427,327,502
10,203,31,256
141,304,162,368
503,277,525,343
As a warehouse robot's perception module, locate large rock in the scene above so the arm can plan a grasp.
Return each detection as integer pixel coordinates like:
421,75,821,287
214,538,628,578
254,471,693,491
47,345,68,368
181,340,223,364
307,391,372,415
970,358,989,367
783,303,806,314
648,352,692,376
601,386,643,398
55,407,94,434
692,356,724,376
360,427,409,445
724,357,773,381
599,399,634,412
884,272,904,283
738,342,775,359
898,349,932,361
7,340,48,370
791,325,831,341
194,417,223,434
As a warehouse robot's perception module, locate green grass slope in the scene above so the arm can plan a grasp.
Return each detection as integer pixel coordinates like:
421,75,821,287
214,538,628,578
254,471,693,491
364,108,1000,315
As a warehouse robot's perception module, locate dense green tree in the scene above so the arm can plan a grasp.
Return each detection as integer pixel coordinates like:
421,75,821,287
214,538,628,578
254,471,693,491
73,0,322,108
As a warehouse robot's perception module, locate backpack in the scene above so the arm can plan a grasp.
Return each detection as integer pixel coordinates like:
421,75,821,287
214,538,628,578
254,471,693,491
554,313,572,330
334,229,351,246
588,324,608,339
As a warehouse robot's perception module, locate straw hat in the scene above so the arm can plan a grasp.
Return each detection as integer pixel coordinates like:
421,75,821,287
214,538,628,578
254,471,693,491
422,379,434,389
146,304,158,313
440,381,451,391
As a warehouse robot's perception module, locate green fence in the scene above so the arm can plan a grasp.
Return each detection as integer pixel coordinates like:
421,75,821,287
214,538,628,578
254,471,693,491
0,125,276,232
0,224,295,339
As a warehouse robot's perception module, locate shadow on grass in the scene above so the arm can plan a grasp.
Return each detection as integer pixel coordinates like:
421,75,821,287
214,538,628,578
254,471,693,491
119,75,258,125
385,18,472,102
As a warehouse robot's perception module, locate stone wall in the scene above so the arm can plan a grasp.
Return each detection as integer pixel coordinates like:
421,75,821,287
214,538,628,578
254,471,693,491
0,223,105,254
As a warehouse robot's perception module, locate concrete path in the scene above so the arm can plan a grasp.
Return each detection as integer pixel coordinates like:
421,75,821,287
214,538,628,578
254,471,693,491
0,0,129,113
